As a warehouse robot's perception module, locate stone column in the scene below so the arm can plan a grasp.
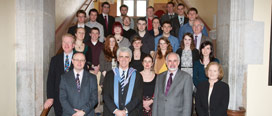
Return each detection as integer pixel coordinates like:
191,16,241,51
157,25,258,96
217,0,264,110
16,0,55,115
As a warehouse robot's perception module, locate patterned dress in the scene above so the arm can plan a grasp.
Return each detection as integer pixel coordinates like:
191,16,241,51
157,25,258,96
180,50,193,76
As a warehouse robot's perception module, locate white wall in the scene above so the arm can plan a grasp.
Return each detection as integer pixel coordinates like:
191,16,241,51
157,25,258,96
0,0,16,115
55,0,85,29
247,0,272,115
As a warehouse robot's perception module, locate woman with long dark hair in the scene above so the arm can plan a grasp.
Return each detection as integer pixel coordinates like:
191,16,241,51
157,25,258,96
193,41,219,87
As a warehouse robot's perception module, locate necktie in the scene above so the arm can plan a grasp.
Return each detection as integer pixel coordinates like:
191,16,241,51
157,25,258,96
120,71,125,94
76,74,81,92
194,36,198,47
165,73,173,96
104,16,108,32
64,55,69,72
180,17,183,25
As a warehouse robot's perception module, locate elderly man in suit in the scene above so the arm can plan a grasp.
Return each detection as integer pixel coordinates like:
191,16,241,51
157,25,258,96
103,47,143,116
152,52,193,116
192,19,212,50
59,52,98,116
43,33,75,116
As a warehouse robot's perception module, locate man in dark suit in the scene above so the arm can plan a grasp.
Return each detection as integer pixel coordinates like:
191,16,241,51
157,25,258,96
192,19,212,50
160,2,178,24
171,3,189,38
59,52,98,116
103,47,143,116
68,10,91,43
97,2,115,37
152,52,193,116
43,33,75,116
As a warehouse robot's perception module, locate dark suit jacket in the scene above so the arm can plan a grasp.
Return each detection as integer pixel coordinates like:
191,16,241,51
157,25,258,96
176,48,199,69
68,25,91,43
59,70,98,116
47,52,74,115
103,70,143,116
152,70,193,116
171,16,189,38
97,14,115,37
195,80,229,116
160,13,178,25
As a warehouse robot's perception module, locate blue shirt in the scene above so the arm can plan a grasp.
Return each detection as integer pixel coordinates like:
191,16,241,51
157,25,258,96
178,23,209,42
154,35,180,52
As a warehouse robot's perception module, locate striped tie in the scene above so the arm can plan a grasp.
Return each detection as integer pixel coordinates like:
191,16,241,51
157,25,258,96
64,55,70,72
120,71,125,94
76,74,80,92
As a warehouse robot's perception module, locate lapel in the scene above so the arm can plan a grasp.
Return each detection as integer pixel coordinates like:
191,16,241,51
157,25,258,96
161,72,167,94
67,71,79,92
201,35,206,44
58,53,65,73
167,70,183,96
80,70,88,93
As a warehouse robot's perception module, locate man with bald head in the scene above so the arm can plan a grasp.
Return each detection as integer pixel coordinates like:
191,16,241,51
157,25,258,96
59,52,98,116
153,52,193,116
192,19,212,50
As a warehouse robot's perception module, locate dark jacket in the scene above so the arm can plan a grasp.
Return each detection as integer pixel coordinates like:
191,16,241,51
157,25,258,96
176,48,199,69
103,70,143,116
195,80,229,116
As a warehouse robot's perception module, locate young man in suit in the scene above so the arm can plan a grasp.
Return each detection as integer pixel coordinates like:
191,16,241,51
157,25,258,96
115,4,134,29
59,52,98,116
160,2,178,24
43,33,75,116
152,52,193,116
68,10,91,43
97,2,115,37
178,7,209,42
103,47,143,116
171,3,189,38
192,19,212,50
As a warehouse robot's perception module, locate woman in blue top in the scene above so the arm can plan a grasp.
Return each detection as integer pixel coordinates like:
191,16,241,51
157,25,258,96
193,41,219,87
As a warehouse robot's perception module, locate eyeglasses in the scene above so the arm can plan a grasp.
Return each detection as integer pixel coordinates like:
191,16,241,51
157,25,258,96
73,59,86,62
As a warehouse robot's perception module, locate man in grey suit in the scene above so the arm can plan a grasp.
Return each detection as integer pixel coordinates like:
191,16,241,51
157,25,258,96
193,18,213,50
152,52,193,116
59,53,98,116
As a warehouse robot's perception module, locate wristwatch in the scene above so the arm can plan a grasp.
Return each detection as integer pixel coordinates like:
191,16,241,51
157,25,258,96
124,107,128,114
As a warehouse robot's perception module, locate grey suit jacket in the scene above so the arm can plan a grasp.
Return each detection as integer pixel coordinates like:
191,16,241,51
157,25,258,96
152,70,193,116
59,70,98,116
197,35,212,49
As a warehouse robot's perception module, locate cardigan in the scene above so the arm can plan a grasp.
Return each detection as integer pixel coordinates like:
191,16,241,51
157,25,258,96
176,48,200,69
193,58,219,87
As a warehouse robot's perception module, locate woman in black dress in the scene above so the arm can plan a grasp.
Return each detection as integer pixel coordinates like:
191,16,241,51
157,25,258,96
129,36,147,71
195,62,229,116
140,55,156,116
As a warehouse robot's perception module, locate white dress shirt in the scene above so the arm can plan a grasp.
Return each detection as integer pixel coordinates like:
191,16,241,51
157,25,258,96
165,69,178,91
194,33,202,50
73,69,84,85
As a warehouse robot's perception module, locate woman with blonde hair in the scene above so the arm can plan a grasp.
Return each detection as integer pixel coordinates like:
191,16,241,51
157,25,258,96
195,62,229,116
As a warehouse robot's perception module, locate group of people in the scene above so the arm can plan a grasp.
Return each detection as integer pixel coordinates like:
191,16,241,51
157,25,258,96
43,1,230,116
